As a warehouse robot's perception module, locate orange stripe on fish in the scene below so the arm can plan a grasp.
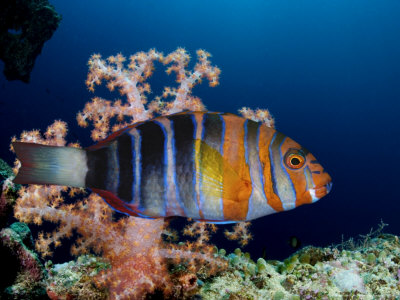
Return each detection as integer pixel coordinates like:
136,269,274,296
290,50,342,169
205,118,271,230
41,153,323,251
258,125,284,212
221,114,251,220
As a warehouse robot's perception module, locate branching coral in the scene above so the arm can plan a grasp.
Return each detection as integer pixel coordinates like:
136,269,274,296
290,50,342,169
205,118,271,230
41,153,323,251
238,107,275,129
77,48,222,140
224,222,253,247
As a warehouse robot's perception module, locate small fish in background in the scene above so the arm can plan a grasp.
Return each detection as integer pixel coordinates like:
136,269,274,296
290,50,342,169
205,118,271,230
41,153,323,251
261,246,268,260
288,235,302,250
12,111,332,223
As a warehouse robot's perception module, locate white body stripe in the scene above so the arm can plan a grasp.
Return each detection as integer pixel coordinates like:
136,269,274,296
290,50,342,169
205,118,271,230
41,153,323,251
269,133,297,210
246,123,276,220
156,118,184,216
129,128,141,207
193,113,204,217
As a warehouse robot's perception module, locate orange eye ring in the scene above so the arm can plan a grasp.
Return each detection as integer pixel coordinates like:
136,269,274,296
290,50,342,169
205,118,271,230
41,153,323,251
284,150,306,169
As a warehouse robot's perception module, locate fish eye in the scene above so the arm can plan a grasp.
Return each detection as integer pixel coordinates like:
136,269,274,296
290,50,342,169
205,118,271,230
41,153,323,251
284,149,306,170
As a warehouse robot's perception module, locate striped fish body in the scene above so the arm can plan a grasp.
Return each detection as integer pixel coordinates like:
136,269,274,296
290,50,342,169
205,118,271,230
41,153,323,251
13,112,332,222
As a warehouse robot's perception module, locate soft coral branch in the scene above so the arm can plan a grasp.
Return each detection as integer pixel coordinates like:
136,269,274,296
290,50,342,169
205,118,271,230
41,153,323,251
77,50,163,140
224,222,253,247
78,48,221,141
154,48,221,115
239,107,275,128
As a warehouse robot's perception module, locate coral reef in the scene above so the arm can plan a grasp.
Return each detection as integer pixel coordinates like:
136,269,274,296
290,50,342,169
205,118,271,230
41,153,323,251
199,231,400,299
46,255,110,300
0,158,20,228
2,208,400,299
0,0,61,82
0,222,47,299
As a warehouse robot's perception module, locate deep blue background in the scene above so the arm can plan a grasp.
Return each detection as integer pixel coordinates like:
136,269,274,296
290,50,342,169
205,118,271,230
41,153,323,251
1,0,399,260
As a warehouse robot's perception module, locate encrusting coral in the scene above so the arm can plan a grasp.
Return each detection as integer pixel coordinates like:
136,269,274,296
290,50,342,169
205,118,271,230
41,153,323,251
199,223,400,299
0,222,47,299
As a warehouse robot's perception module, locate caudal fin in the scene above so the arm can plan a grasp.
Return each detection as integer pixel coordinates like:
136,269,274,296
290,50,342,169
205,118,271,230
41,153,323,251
13,142,88,187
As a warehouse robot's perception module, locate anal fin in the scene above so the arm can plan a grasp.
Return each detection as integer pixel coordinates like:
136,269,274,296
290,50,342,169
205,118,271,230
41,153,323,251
91,188,157,219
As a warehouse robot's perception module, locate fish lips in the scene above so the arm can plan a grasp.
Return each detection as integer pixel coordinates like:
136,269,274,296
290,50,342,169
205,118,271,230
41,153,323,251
307,181,333,203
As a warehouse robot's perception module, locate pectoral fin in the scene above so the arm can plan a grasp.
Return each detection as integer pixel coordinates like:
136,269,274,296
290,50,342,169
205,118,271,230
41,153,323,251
196,139,251,220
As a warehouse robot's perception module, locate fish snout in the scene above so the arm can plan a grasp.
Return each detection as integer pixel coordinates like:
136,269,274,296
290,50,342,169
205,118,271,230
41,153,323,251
308,180,332,203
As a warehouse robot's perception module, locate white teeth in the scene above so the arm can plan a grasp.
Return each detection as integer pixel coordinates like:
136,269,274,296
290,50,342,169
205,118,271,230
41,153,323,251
309,189,319,203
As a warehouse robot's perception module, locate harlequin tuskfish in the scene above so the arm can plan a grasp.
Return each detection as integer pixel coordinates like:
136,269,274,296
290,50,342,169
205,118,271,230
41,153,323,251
13,111,332,223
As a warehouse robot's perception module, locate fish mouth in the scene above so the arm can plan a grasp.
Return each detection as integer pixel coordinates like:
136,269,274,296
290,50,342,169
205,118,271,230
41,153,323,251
308,182,333,202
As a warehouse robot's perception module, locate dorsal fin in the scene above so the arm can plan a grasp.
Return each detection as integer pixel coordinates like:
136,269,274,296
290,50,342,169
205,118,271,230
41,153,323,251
86,122,146,151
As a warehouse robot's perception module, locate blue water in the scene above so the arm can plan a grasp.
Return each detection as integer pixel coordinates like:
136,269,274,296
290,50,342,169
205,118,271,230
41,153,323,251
1,0,399,260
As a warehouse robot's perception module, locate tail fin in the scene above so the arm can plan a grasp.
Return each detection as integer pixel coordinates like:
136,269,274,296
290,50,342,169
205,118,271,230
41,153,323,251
13,142,88,187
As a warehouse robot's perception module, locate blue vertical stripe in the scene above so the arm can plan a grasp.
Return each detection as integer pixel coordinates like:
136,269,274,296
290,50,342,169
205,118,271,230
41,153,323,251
304,166,315,191
191,114,200,213
169,119,187,214
269,132,297,210
278,138,297,200
198,114,207,211
136,129,143,211
244,119,249,165
130,134,136,205
219,114,225,213
154,120,168,216
256,125,267,201
220,114,225,155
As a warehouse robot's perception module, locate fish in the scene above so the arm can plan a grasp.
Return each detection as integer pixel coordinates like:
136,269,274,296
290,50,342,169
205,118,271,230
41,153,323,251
288,236,301,250
12,111,332,222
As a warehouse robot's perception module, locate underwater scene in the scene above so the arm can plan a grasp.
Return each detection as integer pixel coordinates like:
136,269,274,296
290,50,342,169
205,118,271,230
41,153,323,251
0,0,400,299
